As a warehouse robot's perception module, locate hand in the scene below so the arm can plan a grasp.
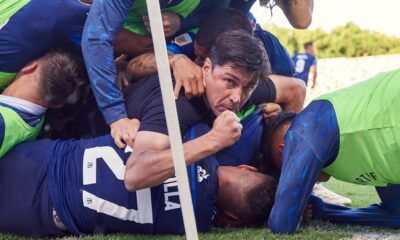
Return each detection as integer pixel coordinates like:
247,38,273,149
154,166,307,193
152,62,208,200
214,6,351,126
143,12,181,38
170,54,204,99
263,103,282,118
110,118,140,148
302,204,313,222
208,111,242,151
311,82,316,89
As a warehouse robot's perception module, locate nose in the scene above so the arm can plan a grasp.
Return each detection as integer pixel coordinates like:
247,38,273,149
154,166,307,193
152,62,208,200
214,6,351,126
229,88,242,108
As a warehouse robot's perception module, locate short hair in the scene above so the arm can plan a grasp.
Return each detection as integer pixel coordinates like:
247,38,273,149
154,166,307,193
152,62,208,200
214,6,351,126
239,173,278,225
196,9,253,53
258,112,297,176
39,50,87,106
304,41,313,49
209,30,271,88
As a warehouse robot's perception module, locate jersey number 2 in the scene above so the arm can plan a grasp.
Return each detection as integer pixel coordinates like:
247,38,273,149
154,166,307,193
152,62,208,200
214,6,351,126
82,146,153,224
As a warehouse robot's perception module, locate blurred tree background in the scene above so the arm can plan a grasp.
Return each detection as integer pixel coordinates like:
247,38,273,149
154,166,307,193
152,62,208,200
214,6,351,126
263,22,400,58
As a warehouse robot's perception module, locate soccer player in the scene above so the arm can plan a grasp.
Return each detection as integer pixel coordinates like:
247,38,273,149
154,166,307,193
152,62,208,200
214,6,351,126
82,0,225,150
261,69,400,233
0,50,85,157
292,41,318,88
0,30,277,237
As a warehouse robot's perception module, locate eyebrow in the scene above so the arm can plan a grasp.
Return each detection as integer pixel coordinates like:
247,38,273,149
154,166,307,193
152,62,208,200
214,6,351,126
225,72,240,82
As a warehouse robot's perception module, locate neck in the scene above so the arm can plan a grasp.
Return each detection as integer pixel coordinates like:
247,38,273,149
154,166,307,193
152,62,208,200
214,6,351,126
2,76,47,107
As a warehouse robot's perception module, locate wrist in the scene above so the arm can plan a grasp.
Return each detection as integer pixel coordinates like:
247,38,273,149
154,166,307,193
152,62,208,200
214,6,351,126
204,131,223,152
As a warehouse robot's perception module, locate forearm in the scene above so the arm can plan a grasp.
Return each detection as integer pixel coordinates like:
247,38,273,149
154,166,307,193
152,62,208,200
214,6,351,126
113,29,154,58
124,132,220,191
128,53,187,81
277,0,313,29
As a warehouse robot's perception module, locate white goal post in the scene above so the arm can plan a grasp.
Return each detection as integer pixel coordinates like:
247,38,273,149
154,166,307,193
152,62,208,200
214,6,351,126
145,1,199,239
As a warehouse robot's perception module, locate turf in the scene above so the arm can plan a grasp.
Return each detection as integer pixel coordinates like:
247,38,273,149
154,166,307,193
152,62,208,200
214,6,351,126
2,178,400,240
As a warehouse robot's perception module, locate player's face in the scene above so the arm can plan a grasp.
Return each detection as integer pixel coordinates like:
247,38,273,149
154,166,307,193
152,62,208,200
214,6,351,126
201,58,256,116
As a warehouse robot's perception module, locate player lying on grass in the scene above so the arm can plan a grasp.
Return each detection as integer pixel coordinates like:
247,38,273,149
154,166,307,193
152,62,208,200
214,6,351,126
0,29,278,237
260,69,400,233
0,50,85,157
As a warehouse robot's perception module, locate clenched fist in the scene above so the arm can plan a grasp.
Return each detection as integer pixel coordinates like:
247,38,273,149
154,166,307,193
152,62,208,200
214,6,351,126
208,111,242,151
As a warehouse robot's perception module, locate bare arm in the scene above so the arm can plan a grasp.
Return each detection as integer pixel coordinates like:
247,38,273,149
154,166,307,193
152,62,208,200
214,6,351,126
113,28,154,58
277,0,314,29
124,111,242,191
309,65,317,89
270,74,306,112
127,53,203,98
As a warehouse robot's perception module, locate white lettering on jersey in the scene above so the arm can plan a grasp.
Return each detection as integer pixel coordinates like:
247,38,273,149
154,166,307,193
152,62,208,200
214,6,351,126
197,166,209,182
163,177,181,211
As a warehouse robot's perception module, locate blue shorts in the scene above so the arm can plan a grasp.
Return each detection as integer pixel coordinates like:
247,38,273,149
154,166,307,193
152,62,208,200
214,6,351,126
0,140,64,237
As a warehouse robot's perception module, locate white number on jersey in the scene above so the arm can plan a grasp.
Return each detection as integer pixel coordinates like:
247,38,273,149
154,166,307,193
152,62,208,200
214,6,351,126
82,146,153,224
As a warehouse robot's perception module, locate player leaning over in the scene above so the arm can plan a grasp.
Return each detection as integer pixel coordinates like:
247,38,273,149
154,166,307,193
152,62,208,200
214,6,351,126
261,69,400,233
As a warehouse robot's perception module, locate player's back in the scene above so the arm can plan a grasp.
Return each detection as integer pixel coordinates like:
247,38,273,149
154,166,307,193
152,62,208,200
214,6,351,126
47,125,218,236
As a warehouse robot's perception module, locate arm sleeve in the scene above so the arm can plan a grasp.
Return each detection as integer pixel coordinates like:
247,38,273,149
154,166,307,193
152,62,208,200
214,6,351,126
243,77,276,109
268,100,340,234
166,32,196,60
81,0,133,124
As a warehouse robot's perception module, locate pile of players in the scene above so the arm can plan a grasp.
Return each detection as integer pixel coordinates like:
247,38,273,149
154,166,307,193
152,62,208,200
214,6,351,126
1,0,400,237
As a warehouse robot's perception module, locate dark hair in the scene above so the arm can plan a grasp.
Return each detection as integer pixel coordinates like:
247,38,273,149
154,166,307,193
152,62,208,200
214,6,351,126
196,9,253,53
304,41,313,49
240,173,278,225
39,50,87,106
259,112,297,176
209,30,270,88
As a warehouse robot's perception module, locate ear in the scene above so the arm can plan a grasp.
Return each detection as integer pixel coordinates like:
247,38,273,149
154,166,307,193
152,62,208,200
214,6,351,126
238,165,258,172
278,143,284,154
202,57,212,80
20,61,39,74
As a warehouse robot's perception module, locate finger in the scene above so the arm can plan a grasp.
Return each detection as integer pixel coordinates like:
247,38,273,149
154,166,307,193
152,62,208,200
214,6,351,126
197,77,205,96
183,79,193,99
143,15,149,22
190,80,199,97
114,135,126,148
123,132,135,148
174,81,183,99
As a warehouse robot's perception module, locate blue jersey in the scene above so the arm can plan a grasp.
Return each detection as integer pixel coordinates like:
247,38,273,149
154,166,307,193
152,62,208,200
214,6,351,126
0,0,89,74
292,52,316,84
216,107,264,166
47,124,218,235
268,100,339,233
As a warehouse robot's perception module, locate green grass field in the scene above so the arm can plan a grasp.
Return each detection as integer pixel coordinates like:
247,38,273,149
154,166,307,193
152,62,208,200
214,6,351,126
1,179,400,240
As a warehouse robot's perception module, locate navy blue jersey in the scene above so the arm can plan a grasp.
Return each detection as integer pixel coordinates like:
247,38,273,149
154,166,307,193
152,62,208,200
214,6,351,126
292,52,317,84
0,0,89,73
268,100,339,233
216,107,264,166
48,124,218,235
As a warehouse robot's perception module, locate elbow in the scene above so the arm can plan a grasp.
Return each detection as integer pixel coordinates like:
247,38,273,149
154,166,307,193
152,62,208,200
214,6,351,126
289,18,312,29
